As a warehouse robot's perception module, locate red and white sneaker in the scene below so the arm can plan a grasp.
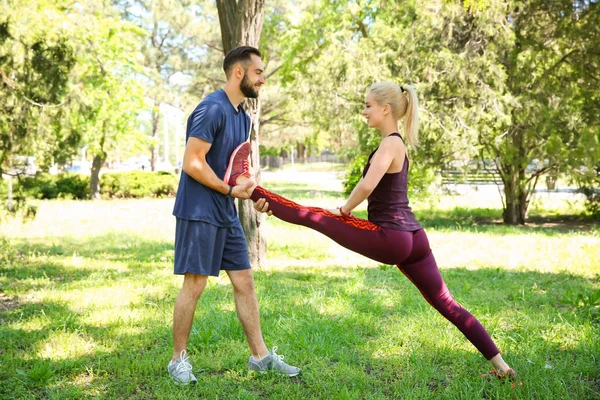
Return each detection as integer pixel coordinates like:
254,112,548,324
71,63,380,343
223,142,252,186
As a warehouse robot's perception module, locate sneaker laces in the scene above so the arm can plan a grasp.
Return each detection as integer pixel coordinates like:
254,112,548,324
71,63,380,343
175,350,193,375
270,346,285,364
242,159,250,175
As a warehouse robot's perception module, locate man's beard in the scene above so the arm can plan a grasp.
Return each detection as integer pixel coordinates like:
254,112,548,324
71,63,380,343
240,74,259,98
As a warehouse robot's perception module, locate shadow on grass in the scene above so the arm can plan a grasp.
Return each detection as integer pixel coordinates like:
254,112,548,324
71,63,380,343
264,266,600,325
7,233,173,265
0,297,177,399
2,260,108,293
1,264,598,398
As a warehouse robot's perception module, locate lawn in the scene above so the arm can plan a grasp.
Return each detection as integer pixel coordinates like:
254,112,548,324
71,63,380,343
1,174,599,399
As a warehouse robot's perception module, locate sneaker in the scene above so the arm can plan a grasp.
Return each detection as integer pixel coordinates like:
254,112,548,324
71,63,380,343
223,141,252,186
248,346,301,377
168,350,197,385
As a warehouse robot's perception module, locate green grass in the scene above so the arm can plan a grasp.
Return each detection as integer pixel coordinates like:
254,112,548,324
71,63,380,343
1,177,599,399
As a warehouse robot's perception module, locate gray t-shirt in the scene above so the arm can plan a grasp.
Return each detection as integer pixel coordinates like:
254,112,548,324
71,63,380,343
173,89,251,226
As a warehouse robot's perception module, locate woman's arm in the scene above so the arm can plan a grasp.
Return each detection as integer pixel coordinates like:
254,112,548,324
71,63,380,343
336,136,405,215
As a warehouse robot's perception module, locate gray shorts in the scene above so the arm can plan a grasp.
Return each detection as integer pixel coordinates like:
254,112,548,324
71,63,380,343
174,218,251,277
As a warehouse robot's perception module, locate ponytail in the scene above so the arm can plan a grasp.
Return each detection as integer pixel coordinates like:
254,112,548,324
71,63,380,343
401,85,419,147
368,82,420,147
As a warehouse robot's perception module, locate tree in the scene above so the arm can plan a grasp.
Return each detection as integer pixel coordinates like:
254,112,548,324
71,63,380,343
276,0,600,224
115,0,214,171
215,0,267,267
63,1,146,199
490,0,600,223
0,0,79,213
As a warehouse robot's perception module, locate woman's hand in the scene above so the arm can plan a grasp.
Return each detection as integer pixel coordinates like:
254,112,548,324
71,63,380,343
253,198,273,216
327,208,342,216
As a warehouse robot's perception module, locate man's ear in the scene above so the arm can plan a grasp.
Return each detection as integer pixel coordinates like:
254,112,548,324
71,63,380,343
234,64,244,80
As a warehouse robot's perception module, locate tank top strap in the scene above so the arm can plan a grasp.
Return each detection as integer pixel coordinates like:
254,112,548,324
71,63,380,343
387,132,405,142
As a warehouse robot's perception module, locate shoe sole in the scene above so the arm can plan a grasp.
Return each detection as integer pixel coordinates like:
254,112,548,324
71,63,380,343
171,377,197,385
223,142,251,185
253,370,301,377
250,366,301,377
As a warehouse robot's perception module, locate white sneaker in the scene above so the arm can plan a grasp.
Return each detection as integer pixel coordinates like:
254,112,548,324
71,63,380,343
248,346,301,377
168,350,197,385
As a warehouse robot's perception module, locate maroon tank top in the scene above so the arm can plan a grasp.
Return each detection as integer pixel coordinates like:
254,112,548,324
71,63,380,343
362,133,422,231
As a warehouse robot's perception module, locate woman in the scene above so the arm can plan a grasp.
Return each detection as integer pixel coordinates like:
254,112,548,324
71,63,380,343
226,82,517,378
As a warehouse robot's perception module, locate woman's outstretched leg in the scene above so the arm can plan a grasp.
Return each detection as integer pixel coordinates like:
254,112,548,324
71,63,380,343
399,229,514,375
249,185,413,266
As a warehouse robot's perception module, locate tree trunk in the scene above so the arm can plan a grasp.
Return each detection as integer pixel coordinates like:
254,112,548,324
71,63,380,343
238,100,266,267
90,151,107,200
216,0,267,268
150,105,160,172
6,157,13,211
502,166,528,225
297,142,306,162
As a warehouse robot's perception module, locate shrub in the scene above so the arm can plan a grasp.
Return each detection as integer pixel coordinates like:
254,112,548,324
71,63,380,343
13,173,89,200
342,154,368,196
342,153,436,201
100,171,178,198
576,165,600,220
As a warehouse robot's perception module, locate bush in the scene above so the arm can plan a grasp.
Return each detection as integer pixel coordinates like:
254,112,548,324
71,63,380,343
1,171,179,201
259,145,281,157
55,174,89,199
580,187,600,220
100,171,178,198
342,154,368,196
342,153,436,201
576,165,600,220
15,173,89,200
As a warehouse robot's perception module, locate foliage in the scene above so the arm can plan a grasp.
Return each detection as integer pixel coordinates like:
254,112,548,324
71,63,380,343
0,172,178,200
15,361,54,388
100,171,178,198
576,165,600,219
0,0,148,205
342,154,368,196
18,173,90,200
258,145,282,157
115,0,216,169
274,0,600,225
0,2,79,174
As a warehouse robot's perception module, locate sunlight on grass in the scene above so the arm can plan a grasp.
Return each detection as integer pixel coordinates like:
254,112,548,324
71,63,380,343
1,175,598,399
38,332,98,360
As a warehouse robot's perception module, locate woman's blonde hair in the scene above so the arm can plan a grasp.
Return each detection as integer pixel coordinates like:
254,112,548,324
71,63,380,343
368,82,419,147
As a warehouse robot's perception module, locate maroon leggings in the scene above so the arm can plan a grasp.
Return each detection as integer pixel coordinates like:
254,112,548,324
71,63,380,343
251,186,500,360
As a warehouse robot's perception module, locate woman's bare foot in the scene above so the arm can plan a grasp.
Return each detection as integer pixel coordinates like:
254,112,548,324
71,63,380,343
489,354,515,376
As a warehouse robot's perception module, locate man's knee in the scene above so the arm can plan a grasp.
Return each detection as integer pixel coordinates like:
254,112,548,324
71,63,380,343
228,269,256,295
181,273,208,299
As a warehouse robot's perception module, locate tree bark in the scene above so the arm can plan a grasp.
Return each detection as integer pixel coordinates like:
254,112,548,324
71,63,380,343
90,129,107,200
501,162,529,225
6,157,13,211
216,0,267,268
90,151,107,200
150,105,160,171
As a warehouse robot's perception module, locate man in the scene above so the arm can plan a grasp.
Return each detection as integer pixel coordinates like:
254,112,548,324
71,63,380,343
168,46,300,385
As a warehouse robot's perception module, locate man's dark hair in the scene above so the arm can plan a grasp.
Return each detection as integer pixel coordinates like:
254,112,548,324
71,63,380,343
223,46,262,78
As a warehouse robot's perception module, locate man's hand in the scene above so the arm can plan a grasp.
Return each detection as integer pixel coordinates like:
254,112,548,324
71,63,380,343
230,180,254,199
253,198,273,216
